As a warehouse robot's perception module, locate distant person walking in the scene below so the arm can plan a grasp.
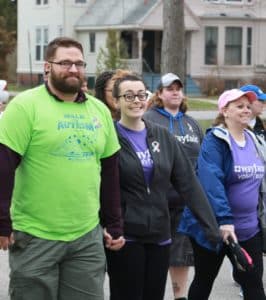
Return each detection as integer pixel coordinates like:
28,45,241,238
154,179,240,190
94,70,116,118
0,80,9,118
0,37,124,300
94,69,133,120
0,99,8,118
144,73,203,300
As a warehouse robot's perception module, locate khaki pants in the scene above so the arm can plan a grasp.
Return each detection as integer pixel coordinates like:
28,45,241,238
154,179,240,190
9,225,105,300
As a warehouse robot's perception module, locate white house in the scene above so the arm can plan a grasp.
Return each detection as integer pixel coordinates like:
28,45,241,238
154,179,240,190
17,0,266,94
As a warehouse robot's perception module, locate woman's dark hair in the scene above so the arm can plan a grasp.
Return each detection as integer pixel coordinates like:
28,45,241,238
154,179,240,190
112,74,144,99
45,37,84,60
94,71,115,104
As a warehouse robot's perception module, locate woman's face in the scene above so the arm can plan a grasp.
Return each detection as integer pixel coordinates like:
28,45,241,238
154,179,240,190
117,80,147,121
104,79,117,112
158,82,184,110
223,96,252,127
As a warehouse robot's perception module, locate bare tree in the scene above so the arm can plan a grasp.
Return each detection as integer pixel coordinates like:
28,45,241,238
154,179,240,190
161,0,185,82
0,0,17,79
96,30,128,75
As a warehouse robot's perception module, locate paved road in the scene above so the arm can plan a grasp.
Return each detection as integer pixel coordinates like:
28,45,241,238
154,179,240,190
0,251,265,300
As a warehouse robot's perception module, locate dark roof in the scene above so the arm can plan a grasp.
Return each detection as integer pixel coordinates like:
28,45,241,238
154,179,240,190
75,0,159,28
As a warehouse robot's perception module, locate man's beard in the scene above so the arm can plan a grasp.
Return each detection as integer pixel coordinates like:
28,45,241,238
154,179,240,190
50,70,83,94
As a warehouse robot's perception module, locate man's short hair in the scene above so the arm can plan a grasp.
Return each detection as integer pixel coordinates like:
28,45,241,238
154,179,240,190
45,37,84,61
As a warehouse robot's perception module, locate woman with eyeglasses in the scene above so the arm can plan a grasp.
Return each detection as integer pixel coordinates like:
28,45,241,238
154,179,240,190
94,70,116,118
105,74,221,300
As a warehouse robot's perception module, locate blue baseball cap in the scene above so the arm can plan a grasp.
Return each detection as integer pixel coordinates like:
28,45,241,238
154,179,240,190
240,84,266,101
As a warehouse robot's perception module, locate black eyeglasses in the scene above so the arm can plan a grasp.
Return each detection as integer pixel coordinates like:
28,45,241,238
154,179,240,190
48,60,87,70
118,92,149,102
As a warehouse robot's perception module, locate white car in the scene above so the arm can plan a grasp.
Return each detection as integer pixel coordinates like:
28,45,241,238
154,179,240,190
0,80,9,103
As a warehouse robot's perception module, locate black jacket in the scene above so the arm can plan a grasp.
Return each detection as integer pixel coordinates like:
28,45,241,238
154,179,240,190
115,120,220,245
254,116,266,141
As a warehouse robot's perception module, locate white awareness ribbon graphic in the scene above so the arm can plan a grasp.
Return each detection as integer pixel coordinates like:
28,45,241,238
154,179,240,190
151,141,160,153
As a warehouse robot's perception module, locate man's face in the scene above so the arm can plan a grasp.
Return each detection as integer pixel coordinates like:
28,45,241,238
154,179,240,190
47,47,86,94
250,99,264,117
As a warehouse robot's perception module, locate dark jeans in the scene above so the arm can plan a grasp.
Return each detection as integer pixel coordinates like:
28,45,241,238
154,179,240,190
188,232,266,300
105,242,170,300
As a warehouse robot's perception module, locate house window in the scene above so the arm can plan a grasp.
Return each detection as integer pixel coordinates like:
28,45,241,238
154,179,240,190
246,27,252,65
35,27,49,61
36,0,48,5
205,27,218,65
89,33,95,53
225,27,242,65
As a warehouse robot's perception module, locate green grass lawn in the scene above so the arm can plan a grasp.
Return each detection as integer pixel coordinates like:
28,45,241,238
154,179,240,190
187,98,217,111
198,119,213,133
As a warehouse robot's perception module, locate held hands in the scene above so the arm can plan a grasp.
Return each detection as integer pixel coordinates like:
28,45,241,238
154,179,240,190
0,233,14,251
103,228,125,251
219,224,237,243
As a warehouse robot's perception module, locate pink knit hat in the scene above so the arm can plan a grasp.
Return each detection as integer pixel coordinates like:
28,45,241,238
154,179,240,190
218,89,257,112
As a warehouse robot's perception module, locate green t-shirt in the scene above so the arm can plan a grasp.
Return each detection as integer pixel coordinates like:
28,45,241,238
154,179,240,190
0,85,120,241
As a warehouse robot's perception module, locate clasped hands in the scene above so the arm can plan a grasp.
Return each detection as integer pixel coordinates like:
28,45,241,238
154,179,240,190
103,228,125,251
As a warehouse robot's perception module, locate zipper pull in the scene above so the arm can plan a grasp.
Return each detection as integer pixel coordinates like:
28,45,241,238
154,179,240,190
147,186,151,194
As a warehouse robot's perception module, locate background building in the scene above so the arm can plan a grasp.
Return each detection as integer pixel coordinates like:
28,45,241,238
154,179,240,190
17,0,266,94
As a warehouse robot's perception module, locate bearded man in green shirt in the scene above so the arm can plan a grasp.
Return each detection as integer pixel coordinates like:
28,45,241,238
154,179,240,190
0,37,124,300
